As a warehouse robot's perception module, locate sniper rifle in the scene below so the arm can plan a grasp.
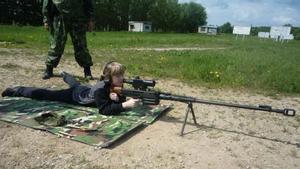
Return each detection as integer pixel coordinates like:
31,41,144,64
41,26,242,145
120,77,296,135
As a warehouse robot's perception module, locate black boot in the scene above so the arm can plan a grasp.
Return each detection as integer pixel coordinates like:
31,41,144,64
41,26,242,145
1,87,21,97
42,66,53,80
84,66,93,80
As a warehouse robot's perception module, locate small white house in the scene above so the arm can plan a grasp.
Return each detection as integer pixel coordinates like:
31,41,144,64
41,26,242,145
128,21,152,32
198,25,218,35
258,32,270,38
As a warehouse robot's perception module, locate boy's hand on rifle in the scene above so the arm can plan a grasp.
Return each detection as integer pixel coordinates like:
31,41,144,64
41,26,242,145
122,98,140,109
109,92,119,102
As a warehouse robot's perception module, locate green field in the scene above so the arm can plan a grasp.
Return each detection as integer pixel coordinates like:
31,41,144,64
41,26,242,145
0,25,299,95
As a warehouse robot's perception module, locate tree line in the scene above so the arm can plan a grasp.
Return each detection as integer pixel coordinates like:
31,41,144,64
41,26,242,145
0,0,43,26
0,0,207,32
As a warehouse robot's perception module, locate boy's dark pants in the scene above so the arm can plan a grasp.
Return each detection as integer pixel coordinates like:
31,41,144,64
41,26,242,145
14,87,74,104
13,72,79,104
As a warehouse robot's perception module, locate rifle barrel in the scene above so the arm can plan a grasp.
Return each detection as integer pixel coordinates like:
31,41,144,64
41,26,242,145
159,93,296,116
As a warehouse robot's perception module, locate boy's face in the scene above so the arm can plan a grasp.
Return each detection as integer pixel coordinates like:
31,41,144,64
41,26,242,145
111,74,124,87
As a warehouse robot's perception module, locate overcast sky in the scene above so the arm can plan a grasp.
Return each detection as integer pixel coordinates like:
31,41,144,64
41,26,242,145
179,0,300,27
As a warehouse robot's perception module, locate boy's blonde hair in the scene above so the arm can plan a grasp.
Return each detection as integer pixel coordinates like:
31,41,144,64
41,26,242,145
102,61,126,80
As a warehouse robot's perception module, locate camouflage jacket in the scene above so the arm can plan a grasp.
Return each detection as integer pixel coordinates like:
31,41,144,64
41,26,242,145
42,0,94,23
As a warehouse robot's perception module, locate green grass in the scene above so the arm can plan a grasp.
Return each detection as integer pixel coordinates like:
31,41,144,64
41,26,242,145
0,25,299,94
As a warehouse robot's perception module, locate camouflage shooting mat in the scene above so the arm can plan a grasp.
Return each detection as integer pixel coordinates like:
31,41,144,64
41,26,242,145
0,97,171,148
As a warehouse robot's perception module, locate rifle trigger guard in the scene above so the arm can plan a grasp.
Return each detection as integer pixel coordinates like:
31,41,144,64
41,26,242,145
283,109,296,116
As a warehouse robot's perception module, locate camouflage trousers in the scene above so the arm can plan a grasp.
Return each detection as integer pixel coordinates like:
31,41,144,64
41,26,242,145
46,15,93,68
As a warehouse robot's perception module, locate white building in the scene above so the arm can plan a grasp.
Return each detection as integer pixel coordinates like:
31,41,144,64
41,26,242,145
198,25,218,35
258,32,270,38
128,21,152,32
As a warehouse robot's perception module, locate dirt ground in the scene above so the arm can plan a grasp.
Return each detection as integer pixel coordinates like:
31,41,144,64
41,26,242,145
123,47,227,51
0,47,299,169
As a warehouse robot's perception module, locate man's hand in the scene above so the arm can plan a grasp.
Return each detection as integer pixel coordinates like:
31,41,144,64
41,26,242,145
44,22,49,31
87,19,94,32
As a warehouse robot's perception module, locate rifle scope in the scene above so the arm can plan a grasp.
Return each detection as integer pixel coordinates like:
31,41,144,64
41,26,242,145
124,76,156,90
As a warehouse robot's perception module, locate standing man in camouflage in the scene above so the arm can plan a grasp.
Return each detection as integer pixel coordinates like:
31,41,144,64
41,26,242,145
42,0,94,80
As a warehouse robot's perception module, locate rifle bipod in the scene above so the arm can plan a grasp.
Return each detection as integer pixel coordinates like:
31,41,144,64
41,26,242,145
180,102,199,136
